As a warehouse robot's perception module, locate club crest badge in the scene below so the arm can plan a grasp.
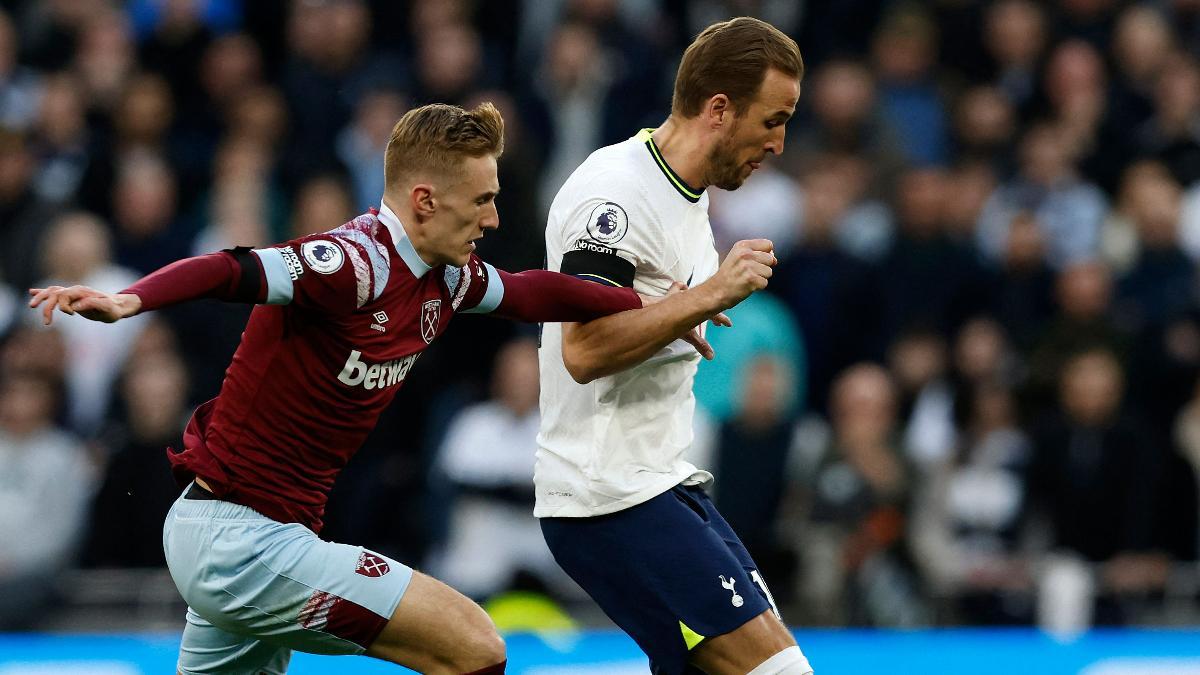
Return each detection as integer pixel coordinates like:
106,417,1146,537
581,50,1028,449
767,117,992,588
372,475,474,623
301,240,345,274
421,299,441,343
585,202,629,244
355,550,390,577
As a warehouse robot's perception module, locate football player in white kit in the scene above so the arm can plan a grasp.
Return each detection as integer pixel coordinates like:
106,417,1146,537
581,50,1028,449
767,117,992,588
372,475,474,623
536,17,813,675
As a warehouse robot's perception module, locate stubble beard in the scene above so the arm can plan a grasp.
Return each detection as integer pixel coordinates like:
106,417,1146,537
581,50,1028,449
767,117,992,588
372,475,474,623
705,133,750,191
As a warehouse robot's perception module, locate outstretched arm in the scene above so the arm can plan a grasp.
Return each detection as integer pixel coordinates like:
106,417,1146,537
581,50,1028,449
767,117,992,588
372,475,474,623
489,268,642,322
29,249,261,325
561,239,775,384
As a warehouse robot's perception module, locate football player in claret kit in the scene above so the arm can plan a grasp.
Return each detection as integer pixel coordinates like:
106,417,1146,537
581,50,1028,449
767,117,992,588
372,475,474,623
29,103,672,675
536,17,814,675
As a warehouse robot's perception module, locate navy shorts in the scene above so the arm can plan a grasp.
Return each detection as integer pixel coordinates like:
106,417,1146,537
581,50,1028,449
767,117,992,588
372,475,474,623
541,484,780,675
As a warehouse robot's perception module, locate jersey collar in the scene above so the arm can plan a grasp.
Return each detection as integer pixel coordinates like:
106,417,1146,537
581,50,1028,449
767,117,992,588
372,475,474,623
378,200,432,278
637,128,703,203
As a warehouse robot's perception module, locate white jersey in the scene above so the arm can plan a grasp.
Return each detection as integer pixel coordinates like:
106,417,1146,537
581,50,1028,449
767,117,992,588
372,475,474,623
535,129,721,518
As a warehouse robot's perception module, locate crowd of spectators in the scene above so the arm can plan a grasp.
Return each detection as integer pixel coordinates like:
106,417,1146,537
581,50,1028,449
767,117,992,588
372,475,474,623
3,0,1200,631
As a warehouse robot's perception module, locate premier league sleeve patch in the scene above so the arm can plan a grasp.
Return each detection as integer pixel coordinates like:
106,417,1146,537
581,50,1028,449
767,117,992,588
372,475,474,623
301,239,346,275
585,202,629,244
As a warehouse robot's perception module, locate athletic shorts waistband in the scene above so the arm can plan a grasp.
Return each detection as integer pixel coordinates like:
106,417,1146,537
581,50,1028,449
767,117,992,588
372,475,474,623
173,482,276,522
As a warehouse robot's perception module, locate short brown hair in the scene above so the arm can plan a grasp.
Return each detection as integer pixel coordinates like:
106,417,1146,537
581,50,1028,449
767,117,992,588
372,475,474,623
384,102,505,188
672,17,804,118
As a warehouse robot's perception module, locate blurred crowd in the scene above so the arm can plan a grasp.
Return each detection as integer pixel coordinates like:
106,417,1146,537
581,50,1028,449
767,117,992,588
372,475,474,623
3,0,1200,632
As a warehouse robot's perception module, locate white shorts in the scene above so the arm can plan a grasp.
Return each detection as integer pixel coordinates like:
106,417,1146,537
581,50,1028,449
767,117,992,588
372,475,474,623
163,485,413,674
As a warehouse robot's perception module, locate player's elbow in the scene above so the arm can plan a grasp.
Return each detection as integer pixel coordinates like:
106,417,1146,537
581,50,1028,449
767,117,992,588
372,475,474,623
561,342,599,384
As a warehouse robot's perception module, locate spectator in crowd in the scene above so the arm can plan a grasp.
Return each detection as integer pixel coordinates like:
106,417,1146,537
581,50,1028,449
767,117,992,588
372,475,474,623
32,212,145,434
281,0,406,183
288,172,354,238
870,6,949,166
912,382,1033,625
977,123,1108,269
788,59,906,198
982,0,1046,115
72,8,137,117
337,89,409,213
412,19,485,106
877,167,989,346
1137,52,1200,187
465,90,547,271
951,316,1021,396
431,337,564,600
1109,4,1173,136
952,88,1016,173
770,164,881,414
78,72,183,218
84,342,189,567
793,364,926,627
0,9,42,132
134,0,218,116
533,20,613,213
0,370,93,629
987,212,1057,354
1025,260,1126,419
0,326,65,384
110,153,192,275
190,136,281,255
694,290,805,423
0,129,56,291
1027,348,1169,625
1169,379,1200,561
1040,39,1130,193
1102,160,1173,271
943,161,1000,245
28,72,92,205
888,328,955,470
1113,168,1194,333
182,32,263,146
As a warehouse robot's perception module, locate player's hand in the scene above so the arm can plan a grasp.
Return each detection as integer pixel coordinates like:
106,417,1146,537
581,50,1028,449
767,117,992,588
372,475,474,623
661,281,732,360
703,238,775,309
28,286,142,325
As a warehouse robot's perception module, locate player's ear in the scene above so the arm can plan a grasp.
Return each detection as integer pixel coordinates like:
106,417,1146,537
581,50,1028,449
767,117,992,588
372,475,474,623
706,94,732,128
411,184,436,219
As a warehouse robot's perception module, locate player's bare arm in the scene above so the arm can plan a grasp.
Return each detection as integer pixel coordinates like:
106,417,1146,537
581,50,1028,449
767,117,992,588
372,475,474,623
561,238,776,384
28,285,141,325
29,249,260,326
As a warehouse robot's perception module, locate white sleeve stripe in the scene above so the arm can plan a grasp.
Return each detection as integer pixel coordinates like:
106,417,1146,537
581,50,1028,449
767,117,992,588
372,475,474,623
462,262,504,314
333,229,390,302
253,248,294,304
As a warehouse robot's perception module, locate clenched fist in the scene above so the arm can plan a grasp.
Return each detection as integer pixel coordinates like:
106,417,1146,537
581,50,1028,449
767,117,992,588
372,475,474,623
701,238,776,309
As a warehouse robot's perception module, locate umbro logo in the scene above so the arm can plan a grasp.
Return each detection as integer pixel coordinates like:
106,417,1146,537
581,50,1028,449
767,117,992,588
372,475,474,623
371,310,388,333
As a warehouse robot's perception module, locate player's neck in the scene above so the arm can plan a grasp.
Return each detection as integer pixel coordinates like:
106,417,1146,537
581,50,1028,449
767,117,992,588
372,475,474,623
650,117,709,190
381,195,438,268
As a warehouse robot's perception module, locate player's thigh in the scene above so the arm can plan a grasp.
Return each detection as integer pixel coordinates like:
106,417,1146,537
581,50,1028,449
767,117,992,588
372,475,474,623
165,494,414,658
542,486,777,675
177,606,291,675
366,570,505,674
688,608,795,675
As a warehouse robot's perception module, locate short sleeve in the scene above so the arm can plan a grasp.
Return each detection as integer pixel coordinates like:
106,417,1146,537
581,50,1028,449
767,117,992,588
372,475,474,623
556,179,664,288
448,254,505,314
252,231,388,314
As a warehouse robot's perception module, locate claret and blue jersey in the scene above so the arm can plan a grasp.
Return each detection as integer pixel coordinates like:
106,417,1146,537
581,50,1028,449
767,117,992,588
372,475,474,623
169,203,503,533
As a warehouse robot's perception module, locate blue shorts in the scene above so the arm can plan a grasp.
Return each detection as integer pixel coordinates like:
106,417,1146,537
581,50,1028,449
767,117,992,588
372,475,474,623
541,484,780,675
163,485,413,674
